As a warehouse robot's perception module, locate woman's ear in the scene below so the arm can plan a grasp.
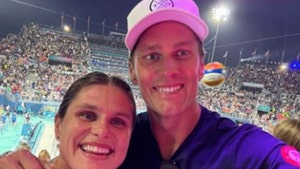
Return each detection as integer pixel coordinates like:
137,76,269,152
54,114,62,140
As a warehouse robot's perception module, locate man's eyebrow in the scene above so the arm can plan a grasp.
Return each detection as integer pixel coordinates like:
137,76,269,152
173,40,194,48
140,40,193,51
139,43,161,51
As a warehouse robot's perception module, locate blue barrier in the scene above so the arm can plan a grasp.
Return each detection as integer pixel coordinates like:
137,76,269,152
0,94,60,115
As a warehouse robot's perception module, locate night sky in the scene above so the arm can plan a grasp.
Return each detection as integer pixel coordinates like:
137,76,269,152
1,0,300,66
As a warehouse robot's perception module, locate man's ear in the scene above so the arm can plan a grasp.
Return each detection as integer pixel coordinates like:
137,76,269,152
198,58,205,81
128,62,138,85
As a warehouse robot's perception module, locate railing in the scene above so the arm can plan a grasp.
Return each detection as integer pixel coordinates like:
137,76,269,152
28,121,45,153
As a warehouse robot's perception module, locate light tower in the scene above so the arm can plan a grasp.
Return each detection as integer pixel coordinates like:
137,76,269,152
210,6,230,63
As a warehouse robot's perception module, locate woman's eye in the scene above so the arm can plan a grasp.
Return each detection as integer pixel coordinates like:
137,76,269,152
79,112,97,121
111,118,126,128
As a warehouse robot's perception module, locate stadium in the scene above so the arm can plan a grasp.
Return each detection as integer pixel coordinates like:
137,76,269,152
0,1,299,160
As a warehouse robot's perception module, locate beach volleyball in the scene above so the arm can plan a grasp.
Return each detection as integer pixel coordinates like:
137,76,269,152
201,62,226,87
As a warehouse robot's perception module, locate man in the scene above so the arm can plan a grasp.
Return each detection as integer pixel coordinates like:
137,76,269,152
1,0,300,168
119,0,300,168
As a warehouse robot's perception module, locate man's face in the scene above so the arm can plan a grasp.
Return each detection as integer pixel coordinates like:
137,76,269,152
129,21,204,117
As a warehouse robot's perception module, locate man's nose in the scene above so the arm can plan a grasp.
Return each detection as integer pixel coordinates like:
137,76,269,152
160,57,179,76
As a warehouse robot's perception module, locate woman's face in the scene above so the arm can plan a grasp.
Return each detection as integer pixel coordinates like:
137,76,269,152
55,84,134,169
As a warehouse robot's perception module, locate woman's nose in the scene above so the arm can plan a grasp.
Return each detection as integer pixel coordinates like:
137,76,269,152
91,120,110,138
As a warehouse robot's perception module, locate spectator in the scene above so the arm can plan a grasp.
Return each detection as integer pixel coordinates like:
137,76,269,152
16,142,31,151
38,149,51,161
273,118,300,151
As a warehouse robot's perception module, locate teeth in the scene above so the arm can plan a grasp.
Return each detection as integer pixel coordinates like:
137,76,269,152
157,85,181,93
81,145,111,155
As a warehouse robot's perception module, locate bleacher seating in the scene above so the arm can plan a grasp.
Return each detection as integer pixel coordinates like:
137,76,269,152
0,22,299,135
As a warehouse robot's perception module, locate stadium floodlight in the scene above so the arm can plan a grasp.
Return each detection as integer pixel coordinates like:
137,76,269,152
276,63,288,94
279,63,288,71
63,25,71,32
210,6,230,63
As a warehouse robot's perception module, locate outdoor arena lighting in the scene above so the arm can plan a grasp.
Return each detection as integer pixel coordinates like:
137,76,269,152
210,6,230,62
63,25,71,32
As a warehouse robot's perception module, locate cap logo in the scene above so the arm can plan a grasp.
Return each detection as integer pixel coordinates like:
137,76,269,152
150,0,174,11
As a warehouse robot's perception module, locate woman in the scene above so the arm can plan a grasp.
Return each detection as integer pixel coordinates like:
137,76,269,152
0,71,136,169
51,71,136,169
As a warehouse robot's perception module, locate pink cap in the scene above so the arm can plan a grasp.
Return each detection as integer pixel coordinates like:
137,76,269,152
125,0,209,52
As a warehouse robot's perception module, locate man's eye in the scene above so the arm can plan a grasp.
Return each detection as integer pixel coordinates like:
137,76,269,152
176,50,190,58
144,53,159,61
79,112,97,121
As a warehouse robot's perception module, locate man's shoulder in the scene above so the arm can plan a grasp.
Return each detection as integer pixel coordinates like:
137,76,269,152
136,112,149,121
133,112,150,128
132,112,151,134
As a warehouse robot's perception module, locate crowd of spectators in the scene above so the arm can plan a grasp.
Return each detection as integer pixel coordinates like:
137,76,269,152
199,64,299,132
0,23,299,133
0,23,89,103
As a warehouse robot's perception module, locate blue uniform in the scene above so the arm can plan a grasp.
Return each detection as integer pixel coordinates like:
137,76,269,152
119,106,300,169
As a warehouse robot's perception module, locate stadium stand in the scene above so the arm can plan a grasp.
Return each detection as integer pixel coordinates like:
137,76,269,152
0,23,299,155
